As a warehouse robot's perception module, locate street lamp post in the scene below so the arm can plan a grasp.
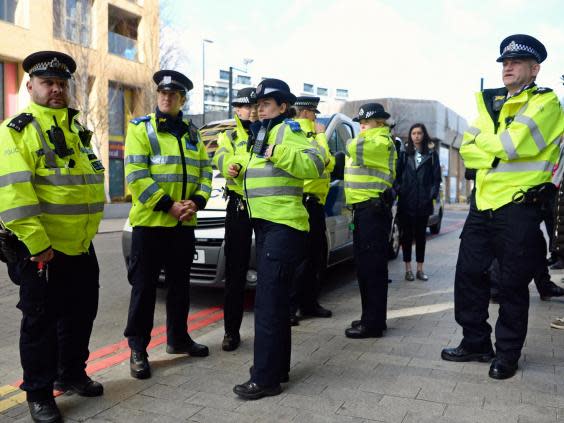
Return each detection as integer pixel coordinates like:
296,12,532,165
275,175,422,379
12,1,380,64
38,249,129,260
202,39,213,125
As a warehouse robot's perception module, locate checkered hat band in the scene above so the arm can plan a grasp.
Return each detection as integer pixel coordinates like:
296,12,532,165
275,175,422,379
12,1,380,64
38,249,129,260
503,42,541,62
158,79,187,92
29,58,69,74
295,101,317,107
232,97,250,104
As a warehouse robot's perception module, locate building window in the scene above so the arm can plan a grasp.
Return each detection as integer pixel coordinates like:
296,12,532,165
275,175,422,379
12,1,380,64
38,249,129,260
317,87,328,96
219,70,230,80
204,85,228,103
53,0,92,46
0,0,16,23
303,83,313,93
336,88,348,98
236,75,251,85
108,5,139,61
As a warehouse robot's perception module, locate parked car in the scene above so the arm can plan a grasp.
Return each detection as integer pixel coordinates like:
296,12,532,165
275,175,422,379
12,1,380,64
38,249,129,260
122,113,402,287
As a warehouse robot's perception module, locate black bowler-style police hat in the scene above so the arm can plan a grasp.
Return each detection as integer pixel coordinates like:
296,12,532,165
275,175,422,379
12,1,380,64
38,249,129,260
23,51,76,79
153,70,194,94
295,96,321,114
255,78,297,104
353,103,390,122
496,34,547,63
231,87,257,106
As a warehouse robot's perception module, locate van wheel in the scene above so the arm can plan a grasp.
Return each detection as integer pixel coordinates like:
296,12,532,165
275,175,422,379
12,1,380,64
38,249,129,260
429,209,443,234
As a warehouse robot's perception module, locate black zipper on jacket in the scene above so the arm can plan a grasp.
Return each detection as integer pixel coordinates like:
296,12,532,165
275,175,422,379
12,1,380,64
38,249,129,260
176,136,187,200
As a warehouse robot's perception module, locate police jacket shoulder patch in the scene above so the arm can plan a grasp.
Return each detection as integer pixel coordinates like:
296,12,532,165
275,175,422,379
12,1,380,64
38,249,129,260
130,115,151,125
534,87,553,95
7,113,33,132
187,121,200,145
284,119,302,132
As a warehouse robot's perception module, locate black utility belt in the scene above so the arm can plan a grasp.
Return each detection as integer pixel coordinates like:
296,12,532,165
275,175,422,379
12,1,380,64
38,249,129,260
511,183,556,205
226,190,245,200
303,193,320,204
353,197,384,210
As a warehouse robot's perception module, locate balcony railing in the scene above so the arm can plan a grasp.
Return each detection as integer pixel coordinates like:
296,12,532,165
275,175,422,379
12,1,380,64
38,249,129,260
108,31,138,61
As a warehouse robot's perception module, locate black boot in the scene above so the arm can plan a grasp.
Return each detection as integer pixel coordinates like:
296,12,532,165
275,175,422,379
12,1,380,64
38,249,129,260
54,376,103,397
222,333,241,352
130,350,151,379
28,398,62,423
233,380,282,400
539,281,564,301
441,345,495,362
166,339,209,357
300,303,332,318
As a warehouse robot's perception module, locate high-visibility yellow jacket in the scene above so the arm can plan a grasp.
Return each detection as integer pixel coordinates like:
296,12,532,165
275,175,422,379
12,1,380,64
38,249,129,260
125,113,212,227
296,118,335,205
236,119,324,231
0,102,105,256
460,85,564,210
344,126,397,205
212,115,250,196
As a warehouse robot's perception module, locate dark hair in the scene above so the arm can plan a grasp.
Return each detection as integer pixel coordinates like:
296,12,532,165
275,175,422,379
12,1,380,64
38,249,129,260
270,96,292,118
406,123,432,155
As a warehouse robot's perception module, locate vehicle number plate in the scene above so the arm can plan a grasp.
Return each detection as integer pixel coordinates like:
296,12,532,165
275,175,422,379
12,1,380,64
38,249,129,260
193,249,205,264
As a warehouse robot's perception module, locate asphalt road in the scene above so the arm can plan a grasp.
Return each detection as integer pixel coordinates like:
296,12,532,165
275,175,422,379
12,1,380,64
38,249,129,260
0,209,468,387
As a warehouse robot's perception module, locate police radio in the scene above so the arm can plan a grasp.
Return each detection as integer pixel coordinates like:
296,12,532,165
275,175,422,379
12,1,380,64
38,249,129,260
0,220,18,264
252,126,268,157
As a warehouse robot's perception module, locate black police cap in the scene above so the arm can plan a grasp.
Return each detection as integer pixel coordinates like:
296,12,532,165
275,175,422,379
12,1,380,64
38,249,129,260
231,87,257,106
353,103,390,122
496,34,547,63
255,78,297,104
153,70,193,94
295,96,321,113
23,51,76,79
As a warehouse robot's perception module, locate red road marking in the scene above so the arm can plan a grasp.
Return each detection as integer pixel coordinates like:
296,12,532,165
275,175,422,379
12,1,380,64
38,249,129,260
9,306,223,388
428,220,465,239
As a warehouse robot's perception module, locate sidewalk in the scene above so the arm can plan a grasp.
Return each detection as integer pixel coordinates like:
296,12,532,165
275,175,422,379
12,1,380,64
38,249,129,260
5,225,564,422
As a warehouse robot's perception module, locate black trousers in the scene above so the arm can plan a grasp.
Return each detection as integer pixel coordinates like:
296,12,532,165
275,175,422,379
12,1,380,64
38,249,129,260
124,226,195,352
10,245,99,401
290,198,327,314
353,204,391,331
455,198,544,362
223,195,252,336
400,214,429,263
251,219,305,387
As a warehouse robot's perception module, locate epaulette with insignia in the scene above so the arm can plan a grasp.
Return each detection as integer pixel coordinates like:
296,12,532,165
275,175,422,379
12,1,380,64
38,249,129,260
534,87,553,95
130,115,151,125
284,119,302,132
7,113,33,132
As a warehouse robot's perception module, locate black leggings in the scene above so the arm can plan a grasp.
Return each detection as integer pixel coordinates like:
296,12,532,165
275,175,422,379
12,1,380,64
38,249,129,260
400,214,429,263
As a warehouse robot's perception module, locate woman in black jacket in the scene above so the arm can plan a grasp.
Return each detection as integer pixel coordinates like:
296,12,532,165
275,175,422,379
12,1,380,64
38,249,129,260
395,123,441,281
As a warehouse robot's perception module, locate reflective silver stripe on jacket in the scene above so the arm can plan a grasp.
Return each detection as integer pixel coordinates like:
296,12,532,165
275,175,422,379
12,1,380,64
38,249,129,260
34,174,104,186
304,148,325,175
275,124,287,145
217,155,225,173
388,138,395,177
226,130,234,147
0,171,33,188
466,127,481,137
152,174,199,184
39,202,104,215
215,147,229,155
0,204,41,221
197,184,212,194
126,169,150,184
125,155,149,165
31,119,57,168
500,131,519,160
513,114,546,151
226,179,236,186
344,167,393,183
145,120,161,155
246,163,293,179
311,139,327,161
150,156,209,167
489,160,554,173
246,186,303,198
344,181,389,190
201,171,213,180
355,137,365,166
138,182,160,203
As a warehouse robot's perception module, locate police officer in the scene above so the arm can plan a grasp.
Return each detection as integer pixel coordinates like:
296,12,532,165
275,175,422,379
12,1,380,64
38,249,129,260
231,79,324,399
289,96,334,324
124,70,212,380
0,51,105,423
441,35,564,379
344,103,397,339
212,87,257,351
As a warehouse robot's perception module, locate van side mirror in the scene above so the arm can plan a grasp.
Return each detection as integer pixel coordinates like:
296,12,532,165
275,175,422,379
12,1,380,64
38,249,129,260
331,151,345,180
